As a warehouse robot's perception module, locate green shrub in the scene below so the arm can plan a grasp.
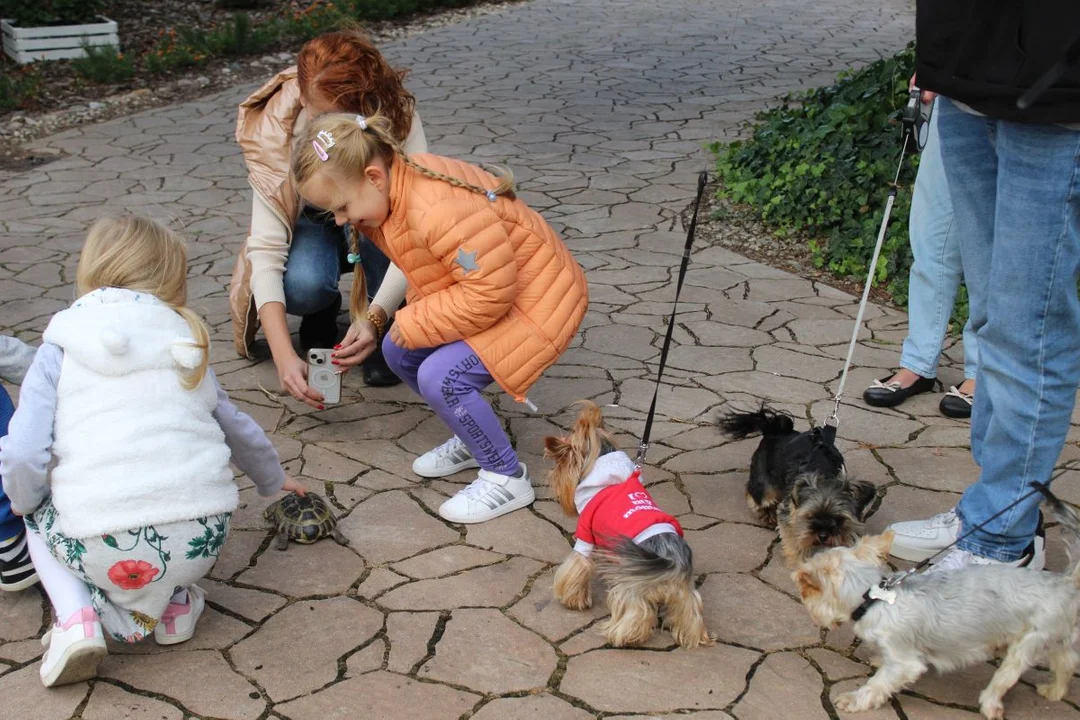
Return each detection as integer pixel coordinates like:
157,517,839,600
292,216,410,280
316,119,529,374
347,0,474,21
4,0,105,27
709,43,923,310
217,0,268,8
72,43,134,83
0,63,41,111
285,1,348,42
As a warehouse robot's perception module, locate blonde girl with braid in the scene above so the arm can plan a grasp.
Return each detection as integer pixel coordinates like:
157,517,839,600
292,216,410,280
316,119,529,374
292,113,588,524
0,216,303,686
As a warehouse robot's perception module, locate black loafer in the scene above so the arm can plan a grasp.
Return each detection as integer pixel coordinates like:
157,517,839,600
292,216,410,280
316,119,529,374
862,373,935,408
939,386,973,419
362,347,401,387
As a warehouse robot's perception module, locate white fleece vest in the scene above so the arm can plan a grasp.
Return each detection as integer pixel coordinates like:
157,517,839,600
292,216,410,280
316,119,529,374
43,291,236,538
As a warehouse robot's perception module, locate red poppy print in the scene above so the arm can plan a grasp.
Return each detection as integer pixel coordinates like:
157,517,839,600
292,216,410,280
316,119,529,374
107,560,160,590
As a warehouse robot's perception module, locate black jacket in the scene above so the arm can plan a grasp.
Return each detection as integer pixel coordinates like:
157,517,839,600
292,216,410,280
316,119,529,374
916,0,1080,123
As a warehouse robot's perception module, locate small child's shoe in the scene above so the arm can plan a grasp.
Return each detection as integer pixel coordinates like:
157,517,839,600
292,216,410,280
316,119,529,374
154,584,205,645
438,464,535,524
39,607,107,687
0,531,39,592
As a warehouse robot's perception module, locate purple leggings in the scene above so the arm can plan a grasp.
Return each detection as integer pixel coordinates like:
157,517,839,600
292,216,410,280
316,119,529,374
381,336,519,474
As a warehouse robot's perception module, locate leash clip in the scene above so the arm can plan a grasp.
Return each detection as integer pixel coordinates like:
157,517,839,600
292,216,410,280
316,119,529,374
825,395,842,429
634,441,649,470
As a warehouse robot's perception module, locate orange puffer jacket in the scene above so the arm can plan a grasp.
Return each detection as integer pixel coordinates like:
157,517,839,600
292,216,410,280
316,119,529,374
373,153,588,402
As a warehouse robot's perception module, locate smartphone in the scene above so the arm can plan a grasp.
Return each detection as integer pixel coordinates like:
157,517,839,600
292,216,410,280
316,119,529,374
307,348,341,405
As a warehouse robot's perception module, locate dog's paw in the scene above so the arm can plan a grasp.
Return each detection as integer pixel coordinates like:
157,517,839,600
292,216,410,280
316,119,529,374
834,690,867,713
835,688,887,713
980,695,1002,720
1037,682,1067,702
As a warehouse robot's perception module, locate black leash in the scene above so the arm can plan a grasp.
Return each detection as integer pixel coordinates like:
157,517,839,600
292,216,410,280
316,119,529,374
851,480,1059,622
635,171,708,468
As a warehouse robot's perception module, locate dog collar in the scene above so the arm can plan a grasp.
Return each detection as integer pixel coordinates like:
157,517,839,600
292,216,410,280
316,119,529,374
851,578,900,622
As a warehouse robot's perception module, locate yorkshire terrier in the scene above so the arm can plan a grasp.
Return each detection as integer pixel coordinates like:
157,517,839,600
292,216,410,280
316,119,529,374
544,401,711,649
719,405,877,566
793,490,1080,719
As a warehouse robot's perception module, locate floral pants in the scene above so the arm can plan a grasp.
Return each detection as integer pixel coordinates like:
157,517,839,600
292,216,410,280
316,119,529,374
25,497,231,643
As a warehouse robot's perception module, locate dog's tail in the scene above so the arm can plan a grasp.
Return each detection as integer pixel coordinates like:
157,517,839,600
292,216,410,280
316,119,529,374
1036,482,1080,586
596,533,693,587
717,403,794,439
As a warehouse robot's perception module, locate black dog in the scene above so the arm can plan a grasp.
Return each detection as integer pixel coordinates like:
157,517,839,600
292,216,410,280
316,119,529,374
718,405,876,565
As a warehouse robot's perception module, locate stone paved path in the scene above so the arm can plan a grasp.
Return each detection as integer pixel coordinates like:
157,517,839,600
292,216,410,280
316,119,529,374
3,0,1080,717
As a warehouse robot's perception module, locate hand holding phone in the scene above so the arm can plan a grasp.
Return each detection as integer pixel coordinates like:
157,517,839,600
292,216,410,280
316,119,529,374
307,349,341,405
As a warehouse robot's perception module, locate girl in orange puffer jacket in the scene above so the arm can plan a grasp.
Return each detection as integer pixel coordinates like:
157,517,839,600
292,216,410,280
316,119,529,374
290,112,588,525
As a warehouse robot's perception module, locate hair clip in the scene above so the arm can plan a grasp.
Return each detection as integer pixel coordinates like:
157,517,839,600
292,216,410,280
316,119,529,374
312,129,336,161
485,190,497,202
346,252,361,265
355,115,368,130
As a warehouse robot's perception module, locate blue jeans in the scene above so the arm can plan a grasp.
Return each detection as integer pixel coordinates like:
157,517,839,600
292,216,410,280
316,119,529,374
282,211,392,316
901,103,978,380
937,98,1080,561
0,385,21,540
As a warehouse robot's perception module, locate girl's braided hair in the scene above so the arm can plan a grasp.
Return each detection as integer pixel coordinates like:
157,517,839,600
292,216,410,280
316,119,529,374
290,112,515,324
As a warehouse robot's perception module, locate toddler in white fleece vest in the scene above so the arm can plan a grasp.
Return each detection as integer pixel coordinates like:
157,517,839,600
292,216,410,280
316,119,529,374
0,216,304,688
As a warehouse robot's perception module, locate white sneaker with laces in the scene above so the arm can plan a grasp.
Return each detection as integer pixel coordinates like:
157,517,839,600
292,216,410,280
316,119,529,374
438,465,535,524
40,606,107,687
927,533,1046,574
154,584,206,645
887,508,961,562
413,436,481,478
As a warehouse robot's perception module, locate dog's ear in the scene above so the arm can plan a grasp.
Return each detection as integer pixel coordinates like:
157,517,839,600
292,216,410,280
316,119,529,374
792,569,821,599
790,473,818,508
853,531,893,564
849,480,878,520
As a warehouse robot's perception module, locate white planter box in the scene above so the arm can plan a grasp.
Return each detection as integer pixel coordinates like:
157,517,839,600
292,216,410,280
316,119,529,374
2,16,119,64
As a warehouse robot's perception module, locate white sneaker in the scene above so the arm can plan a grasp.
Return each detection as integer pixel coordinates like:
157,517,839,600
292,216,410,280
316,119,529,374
40,607,107,687
438,465,535,524
887,508,961,562
154,584,206,645
413,436,481,478
928,528,1046,574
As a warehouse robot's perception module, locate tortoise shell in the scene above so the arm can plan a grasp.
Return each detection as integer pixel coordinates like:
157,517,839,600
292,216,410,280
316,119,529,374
264,492,345,548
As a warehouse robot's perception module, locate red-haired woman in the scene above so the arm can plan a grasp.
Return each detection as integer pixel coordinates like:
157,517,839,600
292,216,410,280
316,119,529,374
230,28,425,404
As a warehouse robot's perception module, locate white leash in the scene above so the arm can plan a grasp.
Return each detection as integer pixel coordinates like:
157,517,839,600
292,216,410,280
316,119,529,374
826,90,931,430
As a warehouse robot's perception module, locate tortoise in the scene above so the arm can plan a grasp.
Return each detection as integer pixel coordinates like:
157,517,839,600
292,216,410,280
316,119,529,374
263,492,350,550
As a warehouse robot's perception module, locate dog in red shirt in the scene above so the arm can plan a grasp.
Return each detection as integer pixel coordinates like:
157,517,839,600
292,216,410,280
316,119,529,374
544,401,711,649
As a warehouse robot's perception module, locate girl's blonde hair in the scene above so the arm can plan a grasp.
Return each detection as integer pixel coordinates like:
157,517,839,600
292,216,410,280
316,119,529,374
290,112,515,324
76,215,210,390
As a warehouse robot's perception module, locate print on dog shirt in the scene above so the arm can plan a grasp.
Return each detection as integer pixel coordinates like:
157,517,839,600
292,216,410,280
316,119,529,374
575,471,683,551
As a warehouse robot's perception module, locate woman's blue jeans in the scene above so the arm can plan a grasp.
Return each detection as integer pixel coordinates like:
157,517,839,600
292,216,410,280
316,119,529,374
937,98,1080,561
901,103,978,381
282,210,391,316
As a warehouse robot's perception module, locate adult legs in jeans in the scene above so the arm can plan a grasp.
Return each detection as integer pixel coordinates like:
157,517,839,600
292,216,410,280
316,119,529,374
282,210,398,384
866,104,978,413
901,105,979,383
938,98,1080,561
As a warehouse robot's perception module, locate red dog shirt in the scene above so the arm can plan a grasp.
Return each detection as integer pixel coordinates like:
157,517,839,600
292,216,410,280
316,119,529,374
574,468,683,554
